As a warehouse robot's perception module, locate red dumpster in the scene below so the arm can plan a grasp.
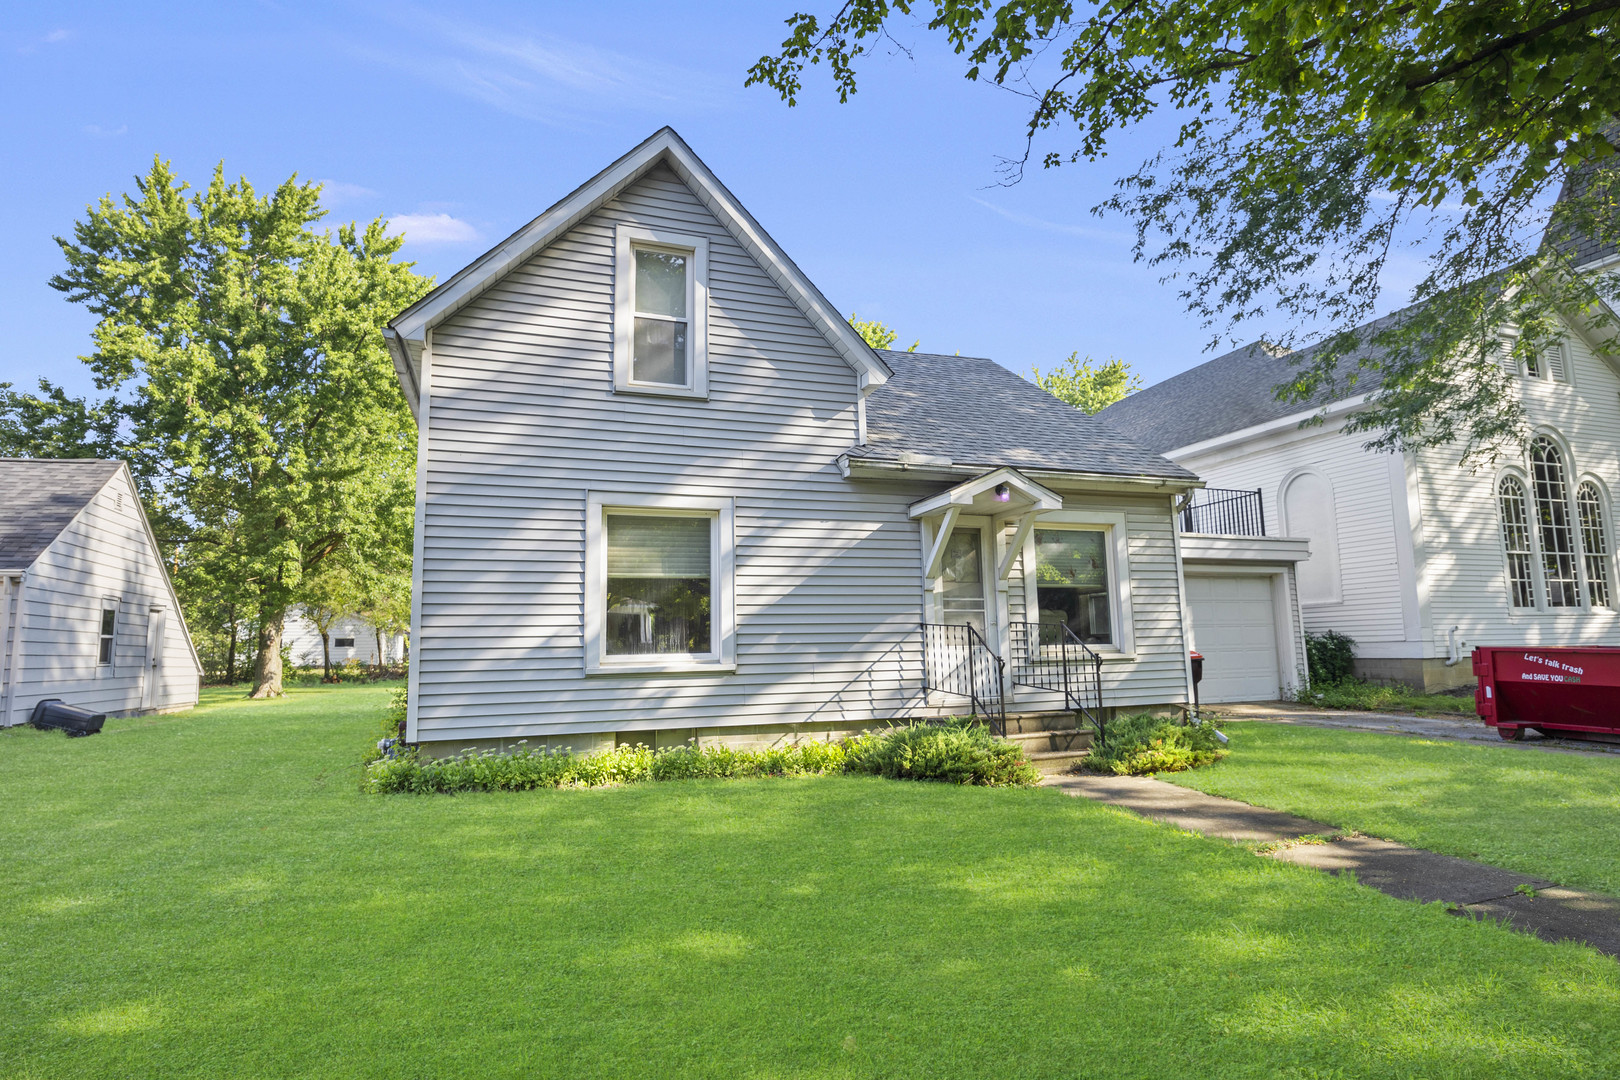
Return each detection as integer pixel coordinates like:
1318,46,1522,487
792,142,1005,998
1473,646,1620,741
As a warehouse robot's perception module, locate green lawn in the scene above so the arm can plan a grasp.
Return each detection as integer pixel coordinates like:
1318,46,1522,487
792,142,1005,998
2,687,1619,1079
1166,721,1620,894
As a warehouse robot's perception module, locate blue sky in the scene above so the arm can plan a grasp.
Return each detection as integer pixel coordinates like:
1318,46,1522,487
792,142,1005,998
5,2,1286,399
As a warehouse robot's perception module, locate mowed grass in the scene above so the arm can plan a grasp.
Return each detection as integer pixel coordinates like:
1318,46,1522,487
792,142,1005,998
1,687,1618,1079
1166,721,1620,894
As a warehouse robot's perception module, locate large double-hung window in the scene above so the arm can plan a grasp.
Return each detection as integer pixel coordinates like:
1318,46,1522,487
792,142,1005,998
585,493,735,673
614,226,709,398
1023,513,1134,653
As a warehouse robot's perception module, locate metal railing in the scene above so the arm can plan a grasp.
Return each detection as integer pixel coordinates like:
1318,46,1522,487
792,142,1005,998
920,622,1006,736
1008,620,1106,744
1180,488,1266,537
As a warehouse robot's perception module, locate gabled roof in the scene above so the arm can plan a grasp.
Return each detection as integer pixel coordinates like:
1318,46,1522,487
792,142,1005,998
850,350,1198,483
385,127,891,416
1096,307,1422,455
0,459,122,569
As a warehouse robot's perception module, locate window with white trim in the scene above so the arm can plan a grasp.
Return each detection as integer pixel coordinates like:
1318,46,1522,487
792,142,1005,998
1530,437,1580,607
1498,476,1535,608
1577,481,1612,608
614,226,709,398
585,493,734,673
1033,528,1113,646
97,605,117,665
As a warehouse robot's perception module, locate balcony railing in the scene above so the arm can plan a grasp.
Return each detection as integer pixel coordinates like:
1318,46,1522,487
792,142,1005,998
1179,488,1266,537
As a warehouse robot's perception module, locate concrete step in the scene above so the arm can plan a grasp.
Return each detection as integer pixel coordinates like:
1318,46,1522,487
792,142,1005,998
1004,726,1093,754
1002,711,1083,735
1027,749,1091,775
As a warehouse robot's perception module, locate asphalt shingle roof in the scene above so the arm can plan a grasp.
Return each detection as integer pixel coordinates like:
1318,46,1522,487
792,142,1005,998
1096,307,1418,454
852,350,1197,482
0,459,121,569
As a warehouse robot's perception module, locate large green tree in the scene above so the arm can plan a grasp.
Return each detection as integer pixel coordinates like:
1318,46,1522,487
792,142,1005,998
752,1,1620,462
0,160,430,696
1030,353,1141,414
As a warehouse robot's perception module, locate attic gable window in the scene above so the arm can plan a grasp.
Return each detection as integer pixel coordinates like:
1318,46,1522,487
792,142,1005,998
614,226,709,399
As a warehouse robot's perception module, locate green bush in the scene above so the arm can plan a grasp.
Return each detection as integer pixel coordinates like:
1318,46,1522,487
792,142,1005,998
842,718,1041,787
1085,713,1228,776
1306,630,1357,683
363,719,1041,794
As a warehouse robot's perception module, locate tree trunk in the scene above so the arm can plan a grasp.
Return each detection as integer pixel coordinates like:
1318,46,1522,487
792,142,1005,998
321,630,332,683
250,608,285,698
375,627,384,672
225,604,238,685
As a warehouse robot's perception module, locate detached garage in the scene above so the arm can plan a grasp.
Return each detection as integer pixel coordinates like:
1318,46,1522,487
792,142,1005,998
1179,534,1310,704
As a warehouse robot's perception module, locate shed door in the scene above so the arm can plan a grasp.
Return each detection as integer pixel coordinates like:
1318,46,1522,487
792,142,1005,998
142,608,167,711
1186,575,1279,703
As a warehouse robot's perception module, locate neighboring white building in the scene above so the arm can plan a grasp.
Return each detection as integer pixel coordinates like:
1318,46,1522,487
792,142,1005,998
382,128,1305,752
0,459,202,725
1102,284,1620,692
283,612,406,669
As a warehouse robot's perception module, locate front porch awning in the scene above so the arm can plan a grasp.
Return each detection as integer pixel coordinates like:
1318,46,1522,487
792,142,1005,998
909,467,1064,580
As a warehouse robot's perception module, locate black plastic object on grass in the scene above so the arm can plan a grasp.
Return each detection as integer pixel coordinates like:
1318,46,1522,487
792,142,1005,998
28,699,107,737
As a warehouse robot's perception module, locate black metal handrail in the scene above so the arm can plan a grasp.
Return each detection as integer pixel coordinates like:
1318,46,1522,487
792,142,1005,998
920,622,1006,736
1008,620,1106,745
1180,488,1266,537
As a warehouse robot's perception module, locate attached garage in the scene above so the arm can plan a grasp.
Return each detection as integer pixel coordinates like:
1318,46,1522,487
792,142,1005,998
1178,535,1311,705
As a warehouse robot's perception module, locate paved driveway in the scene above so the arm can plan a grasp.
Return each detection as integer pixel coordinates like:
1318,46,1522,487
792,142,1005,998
1212,700,1620,755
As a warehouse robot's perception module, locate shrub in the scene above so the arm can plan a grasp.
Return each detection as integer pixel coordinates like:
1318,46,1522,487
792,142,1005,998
1084,713,1228,776
1294,677,1474,715
842,718,1041,787
1305,630,1357,684
363,719,1042,793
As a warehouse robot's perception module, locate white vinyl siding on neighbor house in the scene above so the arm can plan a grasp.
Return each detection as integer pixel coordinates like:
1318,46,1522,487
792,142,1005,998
411,165,1195,743
1415,328,1620,654
3,471,200,725
1174,418,1416,659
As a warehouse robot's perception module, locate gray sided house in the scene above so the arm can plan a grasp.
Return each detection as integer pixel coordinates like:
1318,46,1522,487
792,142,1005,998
385,128,1307,753
0,459,201,725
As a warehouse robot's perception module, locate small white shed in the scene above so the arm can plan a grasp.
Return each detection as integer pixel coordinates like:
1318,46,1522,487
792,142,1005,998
0,459,201,725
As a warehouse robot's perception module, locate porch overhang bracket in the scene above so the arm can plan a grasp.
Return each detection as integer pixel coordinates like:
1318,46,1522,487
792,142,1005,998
922,505,962,580
997,512,1037,581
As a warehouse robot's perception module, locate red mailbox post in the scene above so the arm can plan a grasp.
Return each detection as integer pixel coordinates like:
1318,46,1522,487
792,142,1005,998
1473,646,1620,741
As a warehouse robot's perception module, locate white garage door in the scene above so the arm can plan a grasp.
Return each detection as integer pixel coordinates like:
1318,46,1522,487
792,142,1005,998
1186,575,1280,703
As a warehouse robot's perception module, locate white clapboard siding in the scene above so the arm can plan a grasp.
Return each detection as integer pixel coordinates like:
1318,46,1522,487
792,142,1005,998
1176,421,1413,650
415,165,1192,741
1415,330,1620,653
6,470,201,724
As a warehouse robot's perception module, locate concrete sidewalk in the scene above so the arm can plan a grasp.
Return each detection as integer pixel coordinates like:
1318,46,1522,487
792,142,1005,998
1047,772,1620,958
1214,701,1620,755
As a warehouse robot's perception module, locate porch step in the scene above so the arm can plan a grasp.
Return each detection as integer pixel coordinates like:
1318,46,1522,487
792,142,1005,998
1003,726,1093,755
1002,711,1085,735
1027,749,1092,775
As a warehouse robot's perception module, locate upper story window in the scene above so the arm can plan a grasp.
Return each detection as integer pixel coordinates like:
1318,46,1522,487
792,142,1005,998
1496,435,1613,612
614,226,709,399
1520,341,1568,383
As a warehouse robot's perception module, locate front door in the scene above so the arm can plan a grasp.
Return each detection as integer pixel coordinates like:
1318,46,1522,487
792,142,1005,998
142,607,167,711
933,518,1000,699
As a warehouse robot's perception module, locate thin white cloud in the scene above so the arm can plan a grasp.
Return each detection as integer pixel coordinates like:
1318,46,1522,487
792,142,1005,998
83,124,127,138
17,28,72,54
44,29,71,43
388,212,480,245
969,196,1126,242
339,5,727,124
316,180,377,205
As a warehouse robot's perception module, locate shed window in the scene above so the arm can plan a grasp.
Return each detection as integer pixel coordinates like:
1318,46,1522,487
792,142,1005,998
97,607,117,665
1530,437,1580,607
333,637,356,649
605,514,712,656
1577,482,1612,609
1498,477,1535,608
1033,529,1113,645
